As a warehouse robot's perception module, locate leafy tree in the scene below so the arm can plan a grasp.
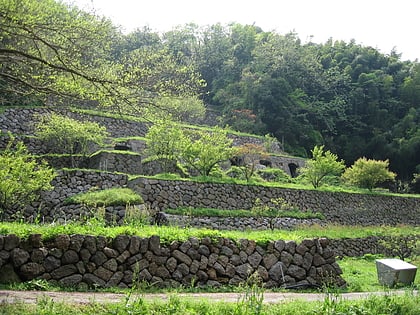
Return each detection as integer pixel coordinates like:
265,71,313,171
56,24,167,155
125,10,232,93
35,113,108,166
153,96,205,122
180,127,236,176
0,135,55,211
0,0,204,111
144,119,185,173
342,157,396,191
299,145,345,188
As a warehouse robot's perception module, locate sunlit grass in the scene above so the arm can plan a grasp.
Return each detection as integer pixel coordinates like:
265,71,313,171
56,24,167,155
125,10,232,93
64,188,143,207
1,221,418,246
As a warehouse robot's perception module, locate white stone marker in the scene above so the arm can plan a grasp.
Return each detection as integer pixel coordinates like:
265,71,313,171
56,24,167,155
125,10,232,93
376,258,417,287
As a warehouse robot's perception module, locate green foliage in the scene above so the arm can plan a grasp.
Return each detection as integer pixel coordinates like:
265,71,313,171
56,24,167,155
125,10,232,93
35,113,108,166
0,135,55,211
342,157,396,191
153,96,206,122
2,221,418,246
1,292,420,315
165,207,324,220
257,168,293,183
299,146,345,188
65,188,143,207
0,0,204,110
144,119,185,173
180,127,236,176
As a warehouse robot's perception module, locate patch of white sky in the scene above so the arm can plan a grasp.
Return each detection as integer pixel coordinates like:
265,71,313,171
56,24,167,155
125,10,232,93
66,0,419,61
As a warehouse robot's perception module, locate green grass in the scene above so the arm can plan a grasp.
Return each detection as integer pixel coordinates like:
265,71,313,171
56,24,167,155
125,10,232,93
165,207,325,220
64,188,143,207
1,291,419,315
1,221,418,246
339,255,420,292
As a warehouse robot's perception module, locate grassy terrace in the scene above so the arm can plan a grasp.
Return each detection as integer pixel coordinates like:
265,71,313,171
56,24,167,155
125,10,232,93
1,222,418,245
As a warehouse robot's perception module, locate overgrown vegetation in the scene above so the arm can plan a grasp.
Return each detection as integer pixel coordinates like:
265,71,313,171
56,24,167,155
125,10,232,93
0,135,56,212
1,221,418,246
65,188,143,207
1,290,419,314
343,157,397,191
299,145,345,188
165,206,324,220
35,113,109,167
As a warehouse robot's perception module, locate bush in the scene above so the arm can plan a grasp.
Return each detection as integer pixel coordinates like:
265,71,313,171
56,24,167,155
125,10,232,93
35,113,108,166
0,135,56,211
258,168,292,183
342,157,396,191
299,145,345,188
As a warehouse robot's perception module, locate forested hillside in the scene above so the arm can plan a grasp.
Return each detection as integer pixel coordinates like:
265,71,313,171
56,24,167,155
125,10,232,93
1,0,419,183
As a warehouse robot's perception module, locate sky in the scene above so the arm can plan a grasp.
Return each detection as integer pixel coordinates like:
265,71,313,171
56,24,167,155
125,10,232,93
66,0,419,61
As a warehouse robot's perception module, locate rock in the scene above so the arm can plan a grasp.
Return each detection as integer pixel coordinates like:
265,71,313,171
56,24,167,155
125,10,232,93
248,252,262,268
302,252,313,271
235,263,253,279
69,234,85,252
268,262,286,283
31,248,48,264
51,264,77,279
274,240,285,253
91,251,108,266
11,248,30,267
103,247,119,258
263,254,278,270
4,234,20,251
44,256,61,272
129,236,141,254
94,266,114,281
113,235,130,253
116,250,131,264
55,234,70,250
106,271,124,288
166,257,177,273
172,249,192,266
103,259,118,272
83,236,97,254
62,250,79,264
29,234,43,248
280,251,293,267
0,263,21,284
59,274,83,287
83,273,106,288
287,264,306,281
285,241,296,254
198,245,210,256
295,243,309,255
313,253,326,267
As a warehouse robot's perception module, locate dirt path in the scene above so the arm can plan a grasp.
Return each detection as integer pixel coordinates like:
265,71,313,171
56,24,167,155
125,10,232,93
0,290,417,305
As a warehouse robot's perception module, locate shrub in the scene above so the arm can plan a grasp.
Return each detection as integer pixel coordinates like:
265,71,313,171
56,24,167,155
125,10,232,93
180,127,236,176
0,135,55,211
35,113,108,166
299,145,345,188
342,157,396,191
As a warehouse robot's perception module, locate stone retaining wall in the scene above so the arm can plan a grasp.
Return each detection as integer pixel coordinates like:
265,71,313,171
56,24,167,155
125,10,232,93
129,178,420,226
0,234,345,289
1,169,418,227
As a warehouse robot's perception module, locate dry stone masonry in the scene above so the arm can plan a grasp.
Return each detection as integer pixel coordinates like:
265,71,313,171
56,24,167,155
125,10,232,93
130,178,420,226
0,234,345,289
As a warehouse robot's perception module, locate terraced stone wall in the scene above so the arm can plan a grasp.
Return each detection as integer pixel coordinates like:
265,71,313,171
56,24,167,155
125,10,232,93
0,234,345,289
